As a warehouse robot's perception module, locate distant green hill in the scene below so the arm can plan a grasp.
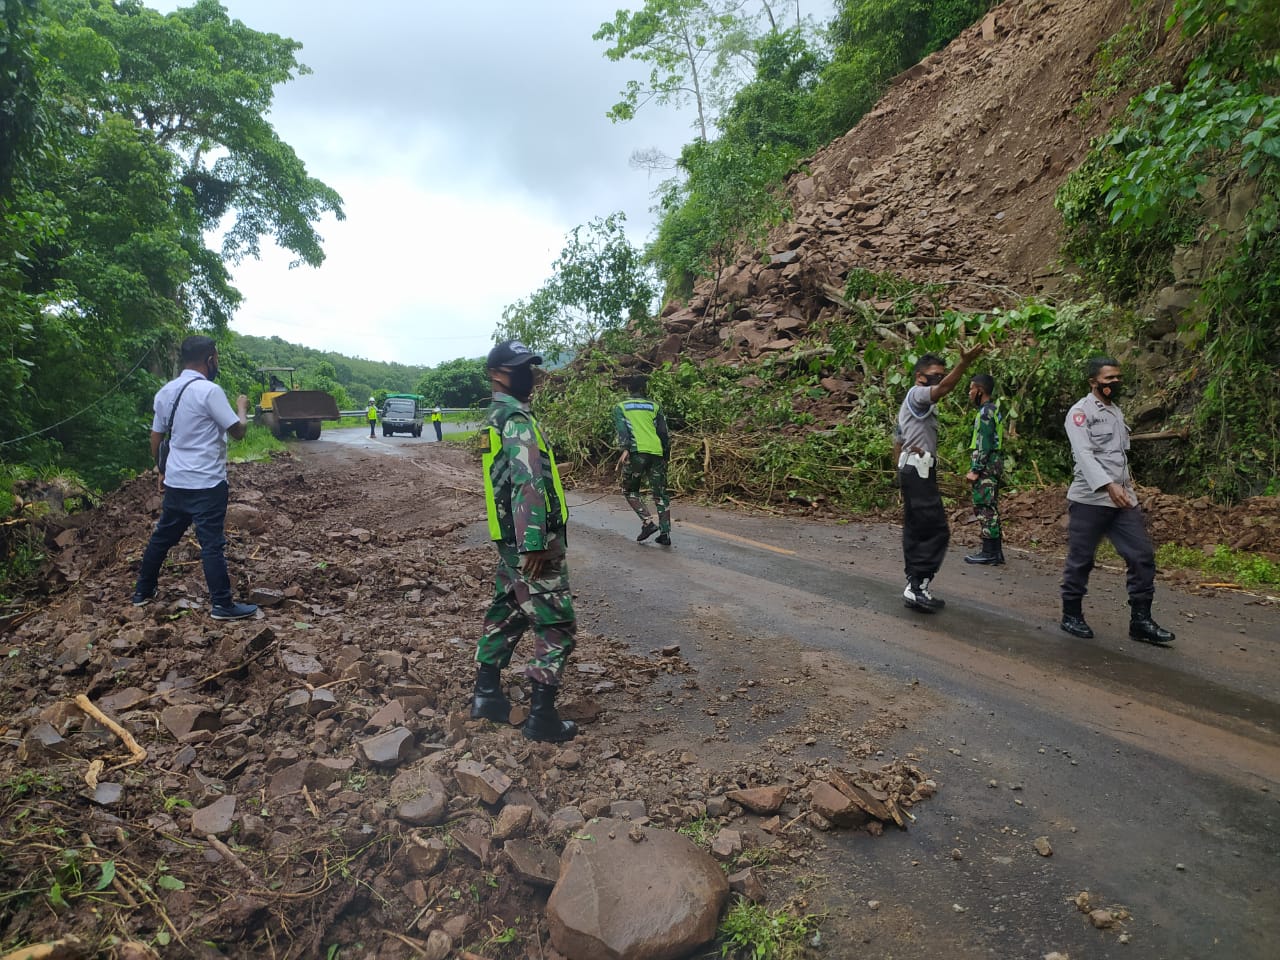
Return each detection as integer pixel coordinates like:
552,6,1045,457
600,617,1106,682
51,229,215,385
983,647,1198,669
231,333,432,400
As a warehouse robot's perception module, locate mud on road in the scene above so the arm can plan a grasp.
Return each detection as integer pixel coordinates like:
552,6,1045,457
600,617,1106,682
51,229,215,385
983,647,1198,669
2,430,1278,959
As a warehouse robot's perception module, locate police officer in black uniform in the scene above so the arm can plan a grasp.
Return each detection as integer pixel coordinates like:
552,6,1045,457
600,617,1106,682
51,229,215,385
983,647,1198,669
1060,357,1175,646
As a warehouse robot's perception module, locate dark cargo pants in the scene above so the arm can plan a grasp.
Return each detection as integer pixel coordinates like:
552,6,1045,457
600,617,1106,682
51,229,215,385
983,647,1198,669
901,468,949,580
1060,501,1156,603
475,541,576,686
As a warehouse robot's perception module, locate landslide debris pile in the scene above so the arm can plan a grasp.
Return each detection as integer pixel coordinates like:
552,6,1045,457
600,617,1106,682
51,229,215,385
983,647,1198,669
0,448,936,959
650,0,1182,369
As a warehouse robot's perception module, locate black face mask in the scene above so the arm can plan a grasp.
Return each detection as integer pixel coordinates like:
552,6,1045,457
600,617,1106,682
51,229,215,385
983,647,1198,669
971,392,984,409
506,365,535,400
1098,380,1122,401
922,373,944,387
207,358,220,382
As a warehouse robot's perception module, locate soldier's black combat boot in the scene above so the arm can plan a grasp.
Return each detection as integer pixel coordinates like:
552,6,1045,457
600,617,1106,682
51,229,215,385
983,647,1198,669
964,538,1005,565
522,681,577,743
470,663,511,723
637,521,659,542
1129,598,1175,646
1060,598,1094,639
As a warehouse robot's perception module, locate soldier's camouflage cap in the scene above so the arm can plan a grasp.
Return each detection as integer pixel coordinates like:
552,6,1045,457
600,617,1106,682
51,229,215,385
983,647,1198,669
487,340,543,369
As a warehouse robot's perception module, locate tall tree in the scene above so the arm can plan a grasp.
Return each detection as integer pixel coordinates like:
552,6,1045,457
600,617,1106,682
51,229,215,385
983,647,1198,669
595,0,748,140
497,213,658,362
0,0,343,489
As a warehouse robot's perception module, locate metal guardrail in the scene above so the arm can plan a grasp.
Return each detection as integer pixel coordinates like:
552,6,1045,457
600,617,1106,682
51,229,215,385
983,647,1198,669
337,407,481,418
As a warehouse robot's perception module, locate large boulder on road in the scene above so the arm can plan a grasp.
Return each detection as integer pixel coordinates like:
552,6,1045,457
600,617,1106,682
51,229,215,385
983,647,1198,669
547,818,728,960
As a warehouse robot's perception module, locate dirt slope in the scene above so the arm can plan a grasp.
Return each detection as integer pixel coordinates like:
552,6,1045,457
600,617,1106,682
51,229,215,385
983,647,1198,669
0,443,934,959
655,0,1183,361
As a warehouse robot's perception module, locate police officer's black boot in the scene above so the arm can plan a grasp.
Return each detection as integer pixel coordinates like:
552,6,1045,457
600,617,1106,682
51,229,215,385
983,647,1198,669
1129,598,1175,646
470,663,511,723
522,681,577,743
964,538,1005,565
1060,598,1094,639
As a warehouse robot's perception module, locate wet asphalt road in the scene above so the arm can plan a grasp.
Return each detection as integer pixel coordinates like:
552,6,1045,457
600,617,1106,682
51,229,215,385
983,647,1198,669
561,494,1280,960
338,430,1279,958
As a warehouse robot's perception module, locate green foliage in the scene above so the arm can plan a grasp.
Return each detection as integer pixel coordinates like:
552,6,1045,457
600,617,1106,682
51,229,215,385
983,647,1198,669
227,423,287,463
300,360,353,411
639,1,992,298
1155,543,1280,587
648,137,792,300
718,898,821,960
414,357,488,408
537,294,1135,512
1074,8,1166,119
497,213,658,363
0,0,341,495
1056,0,1280,499
232,332,430,397
593,0,747,140
816,0,993,139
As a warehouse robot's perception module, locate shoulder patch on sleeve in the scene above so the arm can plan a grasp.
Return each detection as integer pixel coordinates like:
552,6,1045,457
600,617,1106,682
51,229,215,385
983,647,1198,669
1072,411,1086,426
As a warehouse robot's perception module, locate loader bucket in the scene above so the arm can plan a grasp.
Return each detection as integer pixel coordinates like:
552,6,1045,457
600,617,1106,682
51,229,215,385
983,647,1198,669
272,391,340,420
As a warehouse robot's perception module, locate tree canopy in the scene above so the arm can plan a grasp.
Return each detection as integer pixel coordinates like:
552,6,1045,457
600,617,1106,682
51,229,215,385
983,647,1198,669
0,0,343,490
496,213,658,363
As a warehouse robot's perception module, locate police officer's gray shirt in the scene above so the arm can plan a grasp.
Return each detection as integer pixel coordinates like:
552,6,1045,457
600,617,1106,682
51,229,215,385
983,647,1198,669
1065,393,1134,507
897,385,938,457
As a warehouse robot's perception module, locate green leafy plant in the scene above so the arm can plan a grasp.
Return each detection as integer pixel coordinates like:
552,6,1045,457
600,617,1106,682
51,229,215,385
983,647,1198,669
718,898,822,960
1156,543,1280,587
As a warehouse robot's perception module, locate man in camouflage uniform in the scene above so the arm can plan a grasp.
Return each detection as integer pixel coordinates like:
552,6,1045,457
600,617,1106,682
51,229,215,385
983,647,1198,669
469,340,577,742
964,374,1005,565
614,374,672,546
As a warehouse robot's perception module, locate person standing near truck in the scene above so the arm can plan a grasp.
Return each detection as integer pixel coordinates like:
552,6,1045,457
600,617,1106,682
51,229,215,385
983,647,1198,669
431,406,444,442
131,335,259,621
366,398,378,438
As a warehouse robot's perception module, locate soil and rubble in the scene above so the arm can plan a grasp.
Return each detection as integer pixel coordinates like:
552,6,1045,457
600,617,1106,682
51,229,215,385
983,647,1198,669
1,447,938,959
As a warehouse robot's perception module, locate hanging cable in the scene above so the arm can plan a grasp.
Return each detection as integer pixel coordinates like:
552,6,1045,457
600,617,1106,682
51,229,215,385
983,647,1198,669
0,345,157,447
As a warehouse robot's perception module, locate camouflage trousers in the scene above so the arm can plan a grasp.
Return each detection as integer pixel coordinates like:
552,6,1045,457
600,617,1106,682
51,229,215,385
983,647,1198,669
971,475,1002,540
475,541,576,686
622,452,671,533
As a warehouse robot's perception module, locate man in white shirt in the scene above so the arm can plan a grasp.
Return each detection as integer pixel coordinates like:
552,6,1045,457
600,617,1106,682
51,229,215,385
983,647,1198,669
131,335,259,620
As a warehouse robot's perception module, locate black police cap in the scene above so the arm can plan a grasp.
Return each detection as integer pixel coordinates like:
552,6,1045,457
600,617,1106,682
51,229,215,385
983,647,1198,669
487,340,543,369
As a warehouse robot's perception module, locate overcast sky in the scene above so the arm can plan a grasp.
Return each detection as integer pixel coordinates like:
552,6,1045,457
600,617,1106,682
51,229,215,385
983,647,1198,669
148,1,831,367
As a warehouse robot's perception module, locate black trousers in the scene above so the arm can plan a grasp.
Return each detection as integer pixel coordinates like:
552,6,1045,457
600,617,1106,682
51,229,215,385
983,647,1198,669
901,468,949,580
1060,501,1156,603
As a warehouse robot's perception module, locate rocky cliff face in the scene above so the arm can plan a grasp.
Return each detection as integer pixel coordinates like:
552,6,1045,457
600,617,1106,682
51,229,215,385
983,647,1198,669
650,0,1185,367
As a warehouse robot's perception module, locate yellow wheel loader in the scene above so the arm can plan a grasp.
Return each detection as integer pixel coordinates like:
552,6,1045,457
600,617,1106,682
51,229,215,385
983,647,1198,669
254,367,339,441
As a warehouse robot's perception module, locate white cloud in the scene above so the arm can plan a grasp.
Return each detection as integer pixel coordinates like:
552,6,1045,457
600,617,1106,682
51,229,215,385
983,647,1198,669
144,1,830,365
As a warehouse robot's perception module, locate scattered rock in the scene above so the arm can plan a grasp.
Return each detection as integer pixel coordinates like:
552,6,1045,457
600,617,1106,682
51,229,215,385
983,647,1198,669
726,785,787,814
492,803,532,840
357,727,414,768
453,759,512,804
160,704,221,740
728,867,765,903
504,839,561,887
1034,836,1053,857
548,819,728,960
391,764,449,826
710,829,743,860
191,795,236,837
